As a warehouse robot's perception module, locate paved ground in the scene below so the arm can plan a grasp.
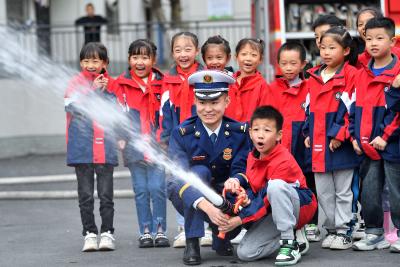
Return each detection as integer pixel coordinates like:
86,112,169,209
0,154,399,267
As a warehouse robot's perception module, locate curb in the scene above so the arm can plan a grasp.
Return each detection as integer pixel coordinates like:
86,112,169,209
0,171,131,185
0,189,134,200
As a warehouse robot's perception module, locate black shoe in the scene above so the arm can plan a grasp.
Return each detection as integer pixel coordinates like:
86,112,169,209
154,232,170,247
139,233,154,248
215,241,234,256
183,238,201,265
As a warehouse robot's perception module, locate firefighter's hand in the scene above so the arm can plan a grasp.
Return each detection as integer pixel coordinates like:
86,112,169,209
304,136,311,148
118,140,126,150
218,216,242,233
329,138,342,152
224,178,241,194
392,74,400,88
370,136,387,151
198,199,228,226
352,139,363,155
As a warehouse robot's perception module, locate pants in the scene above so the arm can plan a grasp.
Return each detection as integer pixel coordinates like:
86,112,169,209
305,172,318,224
75,163,114,236
360,158,400,237
128,161,167,235
237,179,300,261
314,169,354,234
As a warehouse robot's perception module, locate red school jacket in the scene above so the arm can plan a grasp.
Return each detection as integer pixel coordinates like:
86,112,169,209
235,144,317,228
159,62,203,143
113,68,164,165
224,71,270,123
267,77,310,172
304,62,359,173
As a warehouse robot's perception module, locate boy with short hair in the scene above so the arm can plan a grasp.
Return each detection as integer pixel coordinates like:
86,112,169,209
347,17,400,252
222,106,317,265
312,15,344,49
266,42,320,241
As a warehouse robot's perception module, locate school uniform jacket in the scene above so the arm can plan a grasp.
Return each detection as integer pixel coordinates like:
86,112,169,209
168,116,251,207
267,77,311,172
235,144,317,228
346,56,400,162
303,62,359,173
160,63,203,144
224,71,270,123
113,68,163,165
65,70,118,166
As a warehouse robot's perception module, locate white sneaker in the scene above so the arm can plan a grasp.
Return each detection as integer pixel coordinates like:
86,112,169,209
305,224,321,242
352,222,366,240
173,226,186,248
99,231,115,251
231,228,247,244
200,228,213,247
296,227,310,255
82,232,98,252
330,233,352,250
390,239,400,253
321,234,337,249
353,234,391,251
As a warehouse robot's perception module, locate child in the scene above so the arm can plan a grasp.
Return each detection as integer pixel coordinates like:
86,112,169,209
201,35,233,74
223,106,317,265
224,38,270,122
350,17,400,253
304,26,359,250
355,7,400,69
167,70,250,265
312,15,344,50
159,31,203,248
64,42,117,252
113,39,169,248
268,42,321,242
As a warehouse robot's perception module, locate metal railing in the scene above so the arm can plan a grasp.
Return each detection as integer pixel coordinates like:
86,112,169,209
5,19,251,76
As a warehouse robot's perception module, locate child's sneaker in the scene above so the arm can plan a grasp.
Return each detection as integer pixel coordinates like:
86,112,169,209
275,239,301,266
154,232,170,247
173,226,186,248
231,228,247,245
352,222,366,240
139,232,154,248
305,224,321,242
321,233,337,248
390,239,400,253
200,228,213,247
295,227,310,255
82,232,98,252
330,233,352,250
353,234,390,251
99,231,115,251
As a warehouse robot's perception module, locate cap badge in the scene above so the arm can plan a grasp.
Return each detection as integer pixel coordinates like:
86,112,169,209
203,75,213,83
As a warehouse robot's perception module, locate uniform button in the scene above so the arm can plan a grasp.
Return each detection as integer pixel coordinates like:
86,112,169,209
212,165,216,169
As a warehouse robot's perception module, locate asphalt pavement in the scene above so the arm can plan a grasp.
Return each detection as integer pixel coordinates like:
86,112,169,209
0,154,398,267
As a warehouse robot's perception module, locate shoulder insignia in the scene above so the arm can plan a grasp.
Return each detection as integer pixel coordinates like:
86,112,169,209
179,123,196,136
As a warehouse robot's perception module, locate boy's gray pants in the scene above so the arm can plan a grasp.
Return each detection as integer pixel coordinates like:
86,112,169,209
237,179,300,261
314,169,354,234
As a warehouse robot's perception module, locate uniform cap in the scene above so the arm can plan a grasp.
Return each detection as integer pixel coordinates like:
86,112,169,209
188,70,235,100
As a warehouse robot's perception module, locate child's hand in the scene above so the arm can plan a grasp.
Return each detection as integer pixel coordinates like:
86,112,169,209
369,136,387,151
224,178,240,194
93,74,108,91
329,138,342,152
304,136,311,148
118,140,126,150
218,216,242,233
352,139,363,155
392,74,400,88
238,190,251,207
